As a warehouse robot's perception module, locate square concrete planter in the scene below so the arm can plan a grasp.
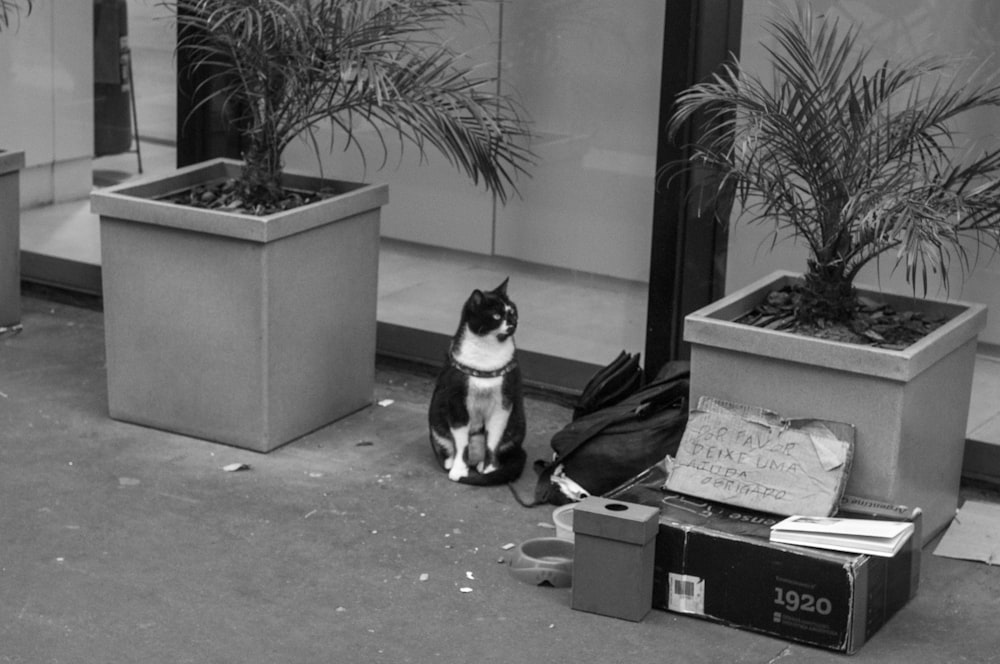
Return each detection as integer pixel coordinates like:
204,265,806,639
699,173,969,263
1,150,25,328
684,270,987,542
91,158,388,452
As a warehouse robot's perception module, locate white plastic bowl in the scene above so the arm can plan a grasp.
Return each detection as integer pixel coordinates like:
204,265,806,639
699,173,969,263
507,537,574,587
552,503,576,541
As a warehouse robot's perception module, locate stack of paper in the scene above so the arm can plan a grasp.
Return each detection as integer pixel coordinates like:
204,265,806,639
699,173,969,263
770,515,914,557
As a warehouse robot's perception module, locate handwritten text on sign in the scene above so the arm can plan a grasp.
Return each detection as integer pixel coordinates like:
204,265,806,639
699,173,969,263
664,400,853,517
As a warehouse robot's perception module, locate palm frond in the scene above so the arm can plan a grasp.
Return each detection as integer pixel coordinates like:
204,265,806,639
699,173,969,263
0,0,30,32
667,3,1000,312
166,0,533,206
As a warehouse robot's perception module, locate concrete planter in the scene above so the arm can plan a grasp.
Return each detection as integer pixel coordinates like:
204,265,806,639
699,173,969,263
91,158,388,452
684,270,987,542
0,150,24,328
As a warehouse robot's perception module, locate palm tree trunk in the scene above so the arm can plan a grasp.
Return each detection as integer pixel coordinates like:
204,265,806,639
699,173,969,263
799,260,858,324
240,138,284,208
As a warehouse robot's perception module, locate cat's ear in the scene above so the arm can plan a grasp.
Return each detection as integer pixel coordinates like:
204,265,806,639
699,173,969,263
470,290,485,306
494,277,510,295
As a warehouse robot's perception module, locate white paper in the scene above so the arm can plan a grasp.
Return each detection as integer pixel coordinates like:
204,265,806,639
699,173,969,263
934,500,1000,565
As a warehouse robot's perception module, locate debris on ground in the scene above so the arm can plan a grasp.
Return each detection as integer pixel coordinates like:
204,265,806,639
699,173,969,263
222,463,251,472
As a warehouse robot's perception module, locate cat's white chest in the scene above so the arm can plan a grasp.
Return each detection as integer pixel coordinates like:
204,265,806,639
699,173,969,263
465,376,505,427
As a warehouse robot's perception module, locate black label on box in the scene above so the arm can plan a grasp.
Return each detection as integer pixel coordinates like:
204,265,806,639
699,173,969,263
769,566,849,645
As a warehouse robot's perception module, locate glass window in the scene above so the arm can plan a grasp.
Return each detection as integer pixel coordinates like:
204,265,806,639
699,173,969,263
282,1,665,388
14,0,177,291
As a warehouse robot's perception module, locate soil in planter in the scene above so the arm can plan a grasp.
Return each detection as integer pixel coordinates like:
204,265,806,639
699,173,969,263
735,285,947,350
158,178,340,216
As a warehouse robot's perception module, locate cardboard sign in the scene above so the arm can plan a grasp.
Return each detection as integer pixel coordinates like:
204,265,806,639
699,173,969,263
665,398,853,517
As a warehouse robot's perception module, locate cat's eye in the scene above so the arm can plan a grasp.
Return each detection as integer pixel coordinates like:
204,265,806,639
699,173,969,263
492,313,502,320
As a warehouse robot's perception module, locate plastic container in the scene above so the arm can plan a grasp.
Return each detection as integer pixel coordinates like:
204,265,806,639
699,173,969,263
507,537,574,588
552,503,576,541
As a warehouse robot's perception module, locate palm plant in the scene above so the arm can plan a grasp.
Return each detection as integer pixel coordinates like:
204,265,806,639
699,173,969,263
167,0,533,211
0,0,30,32
668,5,1000,324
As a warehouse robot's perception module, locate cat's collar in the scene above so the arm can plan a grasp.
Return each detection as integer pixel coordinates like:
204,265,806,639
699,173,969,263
449,355,518,379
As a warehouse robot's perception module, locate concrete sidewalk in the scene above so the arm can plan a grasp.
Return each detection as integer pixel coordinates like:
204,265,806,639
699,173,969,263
1,292,998,663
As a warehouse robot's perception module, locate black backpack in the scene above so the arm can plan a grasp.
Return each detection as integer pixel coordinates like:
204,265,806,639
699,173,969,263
572,350,644,419
515,359,690,507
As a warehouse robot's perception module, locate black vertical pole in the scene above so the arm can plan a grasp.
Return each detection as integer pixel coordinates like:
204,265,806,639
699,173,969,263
645,0,742,375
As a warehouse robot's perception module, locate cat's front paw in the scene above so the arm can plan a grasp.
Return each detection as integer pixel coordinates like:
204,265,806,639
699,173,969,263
443,455,455,470
448,462,470,481
477,447,498,475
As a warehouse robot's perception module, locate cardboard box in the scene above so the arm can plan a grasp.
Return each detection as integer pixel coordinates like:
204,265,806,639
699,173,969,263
607,464,921,654
572,497,660,622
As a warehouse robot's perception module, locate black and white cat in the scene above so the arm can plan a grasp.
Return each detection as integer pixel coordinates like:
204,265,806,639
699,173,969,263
428,278,526,485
